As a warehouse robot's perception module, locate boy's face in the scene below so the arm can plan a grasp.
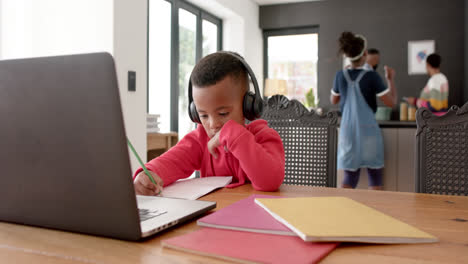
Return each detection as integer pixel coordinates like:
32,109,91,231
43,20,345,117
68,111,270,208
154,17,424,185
192,75,246,138
426,62,433,74
366,54,380,70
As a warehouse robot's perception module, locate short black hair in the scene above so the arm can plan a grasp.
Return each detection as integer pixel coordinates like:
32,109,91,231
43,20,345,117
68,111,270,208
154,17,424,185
190,51,247,88
367,48,379,55
426,53,441,68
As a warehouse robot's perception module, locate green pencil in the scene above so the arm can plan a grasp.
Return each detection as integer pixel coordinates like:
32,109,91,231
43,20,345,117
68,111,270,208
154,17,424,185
126,137,157,185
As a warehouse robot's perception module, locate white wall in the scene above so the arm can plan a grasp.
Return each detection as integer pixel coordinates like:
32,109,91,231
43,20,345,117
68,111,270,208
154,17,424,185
0,0,113,60
0,1,2,58
113,0,263,172
113,0,148,172
187,0,264,94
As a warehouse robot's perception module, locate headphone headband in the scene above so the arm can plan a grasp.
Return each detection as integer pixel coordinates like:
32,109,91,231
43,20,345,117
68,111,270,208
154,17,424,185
216,51,262,98
188,51,263,123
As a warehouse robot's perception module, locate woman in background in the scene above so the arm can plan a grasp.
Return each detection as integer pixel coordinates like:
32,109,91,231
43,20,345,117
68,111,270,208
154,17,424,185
330,32,396,190
406,53,449,116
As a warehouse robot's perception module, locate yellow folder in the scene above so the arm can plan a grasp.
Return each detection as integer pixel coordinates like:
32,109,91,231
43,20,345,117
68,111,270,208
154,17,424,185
255,197,438,244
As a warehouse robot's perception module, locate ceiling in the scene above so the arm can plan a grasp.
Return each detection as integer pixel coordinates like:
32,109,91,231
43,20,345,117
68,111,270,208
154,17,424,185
252,0,322,6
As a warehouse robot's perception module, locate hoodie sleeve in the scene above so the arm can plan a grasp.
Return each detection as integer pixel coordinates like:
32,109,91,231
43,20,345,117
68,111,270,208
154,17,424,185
133,128,204,187
219,120,285,191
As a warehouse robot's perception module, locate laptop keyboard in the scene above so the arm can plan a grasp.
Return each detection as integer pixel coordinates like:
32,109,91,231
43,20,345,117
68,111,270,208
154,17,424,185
139,208,168,222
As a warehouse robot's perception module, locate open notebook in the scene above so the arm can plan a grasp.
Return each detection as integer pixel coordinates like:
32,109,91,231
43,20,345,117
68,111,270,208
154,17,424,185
161,176,232,200
255,196,438,244
197,194,295,236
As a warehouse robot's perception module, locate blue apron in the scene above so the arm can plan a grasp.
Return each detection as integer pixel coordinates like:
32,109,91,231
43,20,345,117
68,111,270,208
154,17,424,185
337,69,384,170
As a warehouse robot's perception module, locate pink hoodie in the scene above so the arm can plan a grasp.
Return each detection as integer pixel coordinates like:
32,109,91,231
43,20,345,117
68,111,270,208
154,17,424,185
133,119,285,191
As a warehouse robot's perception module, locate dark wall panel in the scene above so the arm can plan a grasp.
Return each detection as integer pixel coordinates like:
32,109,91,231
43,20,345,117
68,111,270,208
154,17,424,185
465,0,468,103
260,0,465,111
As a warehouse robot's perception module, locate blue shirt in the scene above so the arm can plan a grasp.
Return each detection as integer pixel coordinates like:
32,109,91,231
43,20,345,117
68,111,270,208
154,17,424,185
332,69,389,113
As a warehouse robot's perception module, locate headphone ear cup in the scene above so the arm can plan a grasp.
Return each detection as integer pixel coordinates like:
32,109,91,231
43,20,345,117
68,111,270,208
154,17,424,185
189,101,201,124
253,96,264,118
243,91,256,121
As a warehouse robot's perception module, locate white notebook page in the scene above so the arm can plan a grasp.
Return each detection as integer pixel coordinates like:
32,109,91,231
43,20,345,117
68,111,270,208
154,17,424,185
161,176,232,200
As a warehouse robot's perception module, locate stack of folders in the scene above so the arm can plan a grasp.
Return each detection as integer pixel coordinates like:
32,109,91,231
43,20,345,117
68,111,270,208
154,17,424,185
162,195,438,264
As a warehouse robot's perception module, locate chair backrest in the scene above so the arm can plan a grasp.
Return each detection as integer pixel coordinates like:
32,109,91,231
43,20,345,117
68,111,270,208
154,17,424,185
261,95,338,187
415,101,468,195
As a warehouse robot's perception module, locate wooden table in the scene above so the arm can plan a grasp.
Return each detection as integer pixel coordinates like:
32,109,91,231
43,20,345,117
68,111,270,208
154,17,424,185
1,185,468,263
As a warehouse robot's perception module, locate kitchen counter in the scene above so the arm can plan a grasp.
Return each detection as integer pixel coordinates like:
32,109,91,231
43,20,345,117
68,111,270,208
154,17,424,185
377,120,417,128
332,110,417,128
337,118,417,128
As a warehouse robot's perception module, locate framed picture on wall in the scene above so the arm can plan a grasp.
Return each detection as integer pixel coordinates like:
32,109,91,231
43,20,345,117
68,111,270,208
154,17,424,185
408,40,435,75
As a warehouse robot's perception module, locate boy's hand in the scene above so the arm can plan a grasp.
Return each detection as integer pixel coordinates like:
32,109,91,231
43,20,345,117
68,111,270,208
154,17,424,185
134,170,164,196
208,131,221,159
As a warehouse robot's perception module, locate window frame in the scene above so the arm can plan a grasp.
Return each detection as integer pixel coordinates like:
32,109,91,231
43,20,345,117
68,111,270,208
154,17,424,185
147,0,222,132
263,26,319,98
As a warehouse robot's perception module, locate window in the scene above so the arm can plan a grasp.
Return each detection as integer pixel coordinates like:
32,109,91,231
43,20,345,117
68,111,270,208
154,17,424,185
264,27,318,108
178,7,197,138
202,19,218,57
148,0,172,132
0,0,113,60
148,0,222,138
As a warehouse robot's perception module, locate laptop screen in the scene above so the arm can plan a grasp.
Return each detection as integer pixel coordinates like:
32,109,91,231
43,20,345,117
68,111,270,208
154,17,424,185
0,53,142,240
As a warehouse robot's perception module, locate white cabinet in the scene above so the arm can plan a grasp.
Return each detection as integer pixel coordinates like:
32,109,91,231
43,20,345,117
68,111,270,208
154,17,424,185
396,129,417,192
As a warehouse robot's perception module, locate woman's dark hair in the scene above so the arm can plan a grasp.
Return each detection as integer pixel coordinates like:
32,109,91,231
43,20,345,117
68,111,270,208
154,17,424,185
338,31,365,59
190,52,247,88
426,53,441,68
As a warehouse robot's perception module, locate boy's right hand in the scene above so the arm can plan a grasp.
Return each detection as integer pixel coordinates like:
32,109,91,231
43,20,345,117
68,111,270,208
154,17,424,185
134,170,164,196
207,131,222,159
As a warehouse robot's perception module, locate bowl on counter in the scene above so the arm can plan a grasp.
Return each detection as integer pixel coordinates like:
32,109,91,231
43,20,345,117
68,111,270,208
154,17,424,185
375,106,392,121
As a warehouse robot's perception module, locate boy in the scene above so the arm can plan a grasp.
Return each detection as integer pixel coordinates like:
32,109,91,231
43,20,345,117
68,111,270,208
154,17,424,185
134,52,285,195
406,53,449,115
363,48,380,71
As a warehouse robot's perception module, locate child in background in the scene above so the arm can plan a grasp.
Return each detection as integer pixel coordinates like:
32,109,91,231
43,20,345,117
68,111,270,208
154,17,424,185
134,51,285,195
331,32,397,190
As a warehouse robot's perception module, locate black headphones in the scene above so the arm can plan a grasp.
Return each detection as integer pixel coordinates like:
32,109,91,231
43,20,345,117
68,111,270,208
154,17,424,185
188,51,263,124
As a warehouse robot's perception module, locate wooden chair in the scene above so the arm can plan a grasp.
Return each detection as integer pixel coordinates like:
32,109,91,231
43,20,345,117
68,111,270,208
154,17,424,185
261,95,339,187
415,101,468,195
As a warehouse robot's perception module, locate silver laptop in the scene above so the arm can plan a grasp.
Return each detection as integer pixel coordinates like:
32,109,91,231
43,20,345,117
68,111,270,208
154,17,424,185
0,52,216,241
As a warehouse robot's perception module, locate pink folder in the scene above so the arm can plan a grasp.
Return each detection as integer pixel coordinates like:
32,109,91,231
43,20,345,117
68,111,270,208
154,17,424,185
197,194,297,236
197,194,295,236
163,228,338,264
